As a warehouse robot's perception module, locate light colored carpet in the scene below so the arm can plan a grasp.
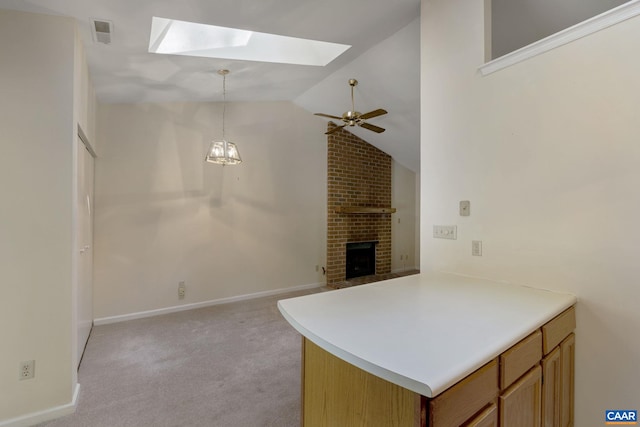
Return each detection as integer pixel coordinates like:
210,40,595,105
37,288,323,427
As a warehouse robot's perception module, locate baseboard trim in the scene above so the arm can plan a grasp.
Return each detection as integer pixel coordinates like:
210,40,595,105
0,383,80,427
94,282,324,326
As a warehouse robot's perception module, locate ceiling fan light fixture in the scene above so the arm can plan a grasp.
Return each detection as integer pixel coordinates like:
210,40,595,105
314,78,387,134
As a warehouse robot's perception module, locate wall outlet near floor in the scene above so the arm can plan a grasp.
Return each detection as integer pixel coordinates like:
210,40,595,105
433,225,457,240
20,360,35,380
178,281,186,299
472,240,482,256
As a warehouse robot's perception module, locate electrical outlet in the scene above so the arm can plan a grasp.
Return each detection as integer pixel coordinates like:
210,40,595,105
178,281,186,299
20,360,35,380
472,240,482,256
433,225,457,240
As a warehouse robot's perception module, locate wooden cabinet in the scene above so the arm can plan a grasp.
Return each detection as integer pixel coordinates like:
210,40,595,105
541,308,575,427
541,347,561,426
559,334,575,427
300,306,575,427
302,339,418,427
541,333,575,427
542,308,575,354
428,360,498,427
500,331,542,390
467,403,498,427
498,307,575,427
500,365,542,426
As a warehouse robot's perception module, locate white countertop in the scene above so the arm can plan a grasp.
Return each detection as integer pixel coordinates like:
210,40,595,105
277,271,576,398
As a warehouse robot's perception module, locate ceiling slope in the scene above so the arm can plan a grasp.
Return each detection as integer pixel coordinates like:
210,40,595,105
0,0,420,170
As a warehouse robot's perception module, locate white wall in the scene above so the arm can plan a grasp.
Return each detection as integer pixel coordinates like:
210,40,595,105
0,9,76,422
94,101,328,318
421,0,640,425
392,161,419,272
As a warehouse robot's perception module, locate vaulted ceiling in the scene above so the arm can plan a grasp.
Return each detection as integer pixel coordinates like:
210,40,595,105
0,0,421,171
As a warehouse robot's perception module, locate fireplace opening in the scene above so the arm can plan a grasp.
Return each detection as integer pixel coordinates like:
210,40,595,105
346,241,377,279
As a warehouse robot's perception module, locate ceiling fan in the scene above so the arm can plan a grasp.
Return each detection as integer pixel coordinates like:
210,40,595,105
314,79,387,135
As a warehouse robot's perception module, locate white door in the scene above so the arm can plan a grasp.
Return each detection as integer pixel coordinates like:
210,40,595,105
77,139,94,366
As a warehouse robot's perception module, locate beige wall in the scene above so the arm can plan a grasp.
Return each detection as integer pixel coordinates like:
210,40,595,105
392,161,419,272
94,101,328,318
421,0,640,424
0,9,76,421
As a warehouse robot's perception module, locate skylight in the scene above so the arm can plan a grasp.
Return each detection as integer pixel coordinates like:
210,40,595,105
149,17,351,67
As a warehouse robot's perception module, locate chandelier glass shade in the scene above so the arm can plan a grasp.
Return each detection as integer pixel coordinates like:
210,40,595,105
205,69,242,165
205,139,241,165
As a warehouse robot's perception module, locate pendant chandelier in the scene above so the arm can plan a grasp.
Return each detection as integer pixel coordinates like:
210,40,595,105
205,69,242,165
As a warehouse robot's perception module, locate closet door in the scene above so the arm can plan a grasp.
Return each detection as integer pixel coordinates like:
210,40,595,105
77,138,94,366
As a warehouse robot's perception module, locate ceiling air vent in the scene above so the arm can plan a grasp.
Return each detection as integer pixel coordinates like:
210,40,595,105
91,19,113,44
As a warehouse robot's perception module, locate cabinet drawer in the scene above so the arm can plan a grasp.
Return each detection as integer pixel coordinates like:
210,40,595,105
500,330,542,390
466,402,498,427
429,359,498,427
542,307,576,354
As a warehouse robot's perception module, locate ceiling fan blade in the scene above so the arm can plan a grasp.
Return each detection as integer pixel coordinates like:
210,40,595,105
359,108,388,120
359,122,386,133
315,113,343,120
325,125,347,135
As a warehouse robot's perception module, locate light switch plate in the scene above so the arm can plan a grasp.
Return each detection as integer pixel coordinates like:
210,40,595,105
460,201,470,216
433,225,457,240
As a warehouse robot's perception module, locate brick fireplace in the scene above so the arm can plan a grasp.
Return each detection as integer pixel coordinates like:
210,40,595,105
326,123,392,288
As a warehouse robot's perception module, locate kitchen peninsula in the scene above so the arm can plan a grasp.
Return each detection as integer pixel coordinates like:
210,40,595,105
278,272,576,426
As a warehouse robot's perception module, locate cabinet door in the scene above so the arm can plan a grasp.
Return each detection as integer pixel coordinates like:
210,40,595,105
541,347,560,426
560,334,575,427
466,403,498,427
500,365,542,427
